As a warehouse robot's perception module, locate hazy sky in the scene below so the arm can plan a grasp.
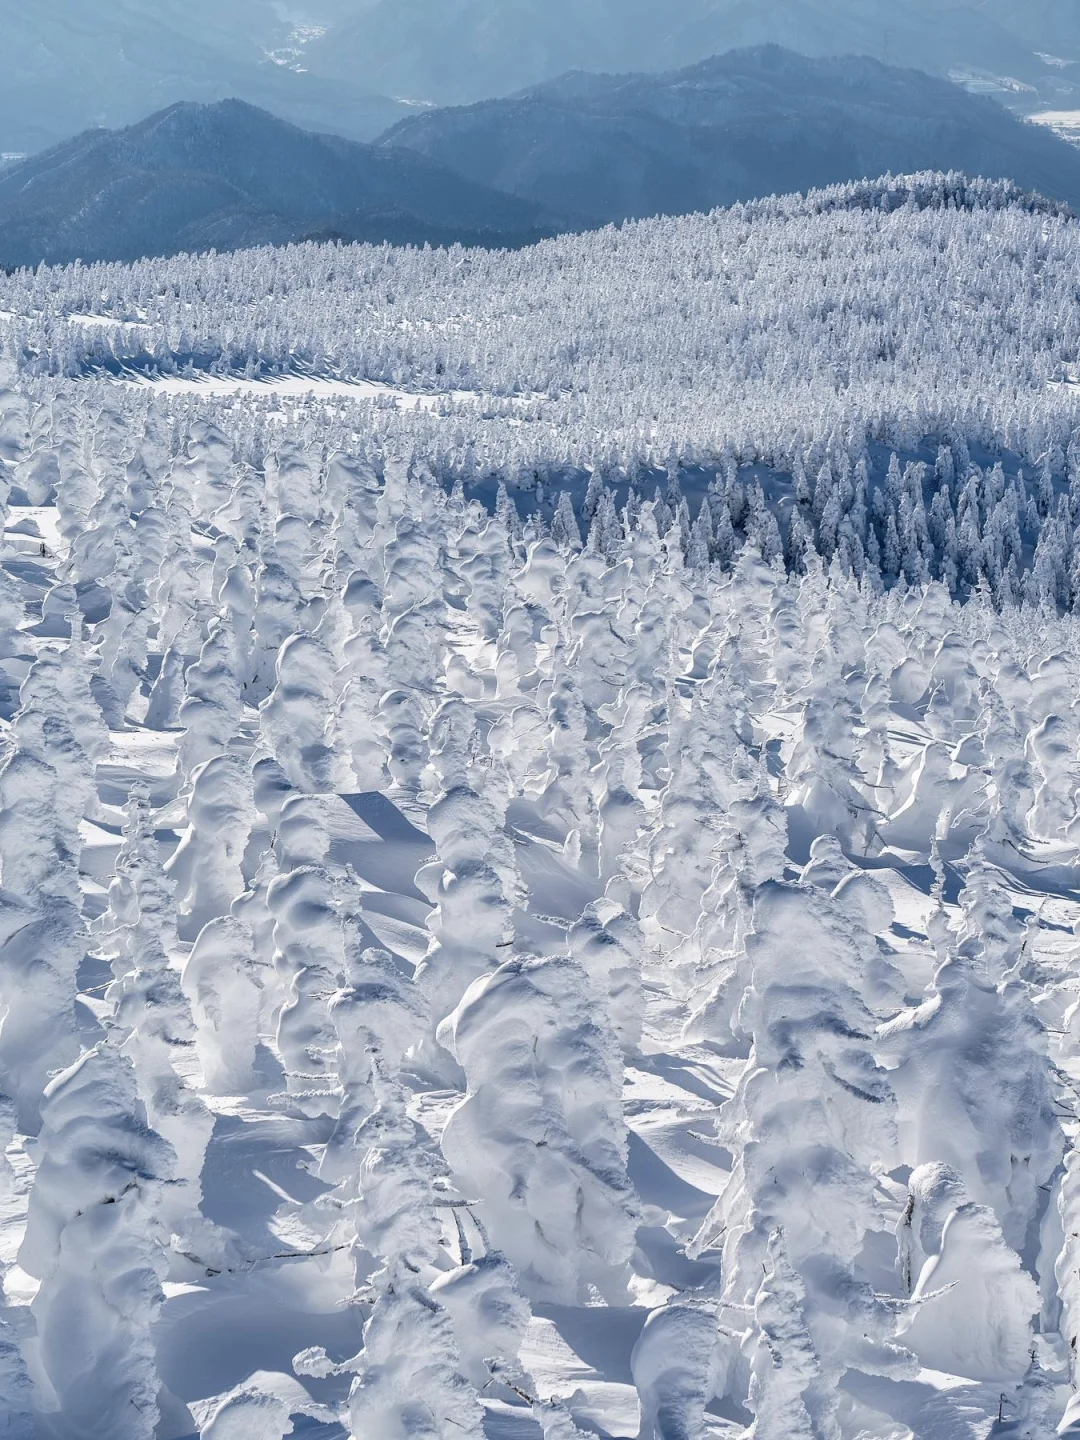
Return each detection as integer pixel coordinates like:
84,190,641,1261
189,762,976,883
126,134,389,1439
1,0,1078,155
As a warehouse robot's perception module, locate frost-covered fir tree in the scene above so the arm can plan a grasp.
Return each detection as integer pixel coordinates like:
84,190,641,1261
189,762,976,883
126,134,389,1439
413,775,520,1076
19,1040,175,1439
91,782,176,974
567,899,644,1058
105,902,213,1253
259,631,337,793
177,613,245,785
0,1086,33,1438
167,753,256,937
0,638,105,1126
266,795,346,1111
880,931,1061,1256
304,1062,486,1440
631,1302,724,1440
344,1268,485,1440
319,926,428,1184
440,952,639,1304
744,1230,823,1440
896,1165,1040,1383
182,914,266,1096
692,881,914,1427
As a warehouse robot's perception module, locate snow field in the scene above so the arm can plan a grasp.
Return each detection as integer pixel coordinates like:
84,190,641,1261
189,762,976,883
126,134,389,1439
0,180,1079,1437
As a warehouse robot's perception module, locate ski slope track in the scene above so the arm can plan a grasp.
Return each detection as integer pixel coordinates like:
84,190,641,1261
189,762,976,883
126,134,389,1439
0,174,1079,1438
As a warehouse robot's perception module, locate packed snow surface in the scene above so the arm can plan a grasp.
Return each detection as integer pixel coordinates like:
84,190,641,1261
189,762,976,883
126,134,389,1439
0,175,1080,1437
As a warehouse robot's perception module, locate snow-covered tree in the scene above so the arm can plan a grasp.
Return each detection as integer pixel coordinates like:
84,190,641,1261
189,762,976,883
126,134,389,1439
177,613,245,784
413,780,519,1074
183,914,266,1096
320,927,428,1184
167,753,256,937
631,1302,724,1440
0,638,105,1126
259,631,337,793
879,910,1062,1254
692,880,913,1426
744,1230,823,1440
897,1169,1040,1384
440,953,639,1304
19,1040,175,1439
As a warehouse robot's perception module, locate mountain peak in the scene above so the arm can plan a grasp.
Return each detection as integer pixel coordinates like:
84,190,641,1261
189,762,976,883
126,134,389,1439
380,46,1080,226
0,100,548,270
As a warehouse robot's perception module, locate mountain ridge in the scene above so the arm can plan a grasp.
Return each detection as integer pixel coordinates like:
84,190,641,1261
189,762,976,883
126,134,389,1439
8,52,1080,273
0,99,551,271
378,46,1080,225
302,0,1080,112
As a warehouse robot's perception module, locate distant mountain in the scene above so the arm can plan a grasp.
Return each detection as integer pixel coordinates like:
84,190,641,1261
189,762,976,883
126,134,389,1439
0,101,550,270
302,0,1080,113
305,0,635,109
673,0,1060,92
8,2,1080,160
9,51,1080,274
973,1,1080,62
0,1,410,156
379,47,1080,226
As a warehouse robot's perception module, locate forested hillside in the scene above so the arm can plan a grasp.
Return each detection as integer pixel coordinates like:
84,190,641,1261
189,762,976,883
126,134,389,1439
0,175,1078,1436
7,173,1080,608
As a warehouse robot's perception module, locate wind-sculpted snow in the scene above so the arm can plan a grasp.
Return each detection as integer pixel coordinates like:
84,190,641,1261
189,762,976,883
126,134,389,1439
1,188,1080,1437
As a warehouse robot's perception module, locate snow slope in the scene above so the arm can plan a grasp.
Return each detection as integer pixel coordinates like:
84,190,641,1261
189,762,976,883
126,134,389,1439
0,179,1078,1437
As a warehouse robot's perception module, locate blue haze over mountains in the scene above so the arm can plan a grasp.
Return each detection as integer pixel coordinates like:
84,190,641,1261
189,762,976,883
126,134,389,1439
3,0,1080,157
5,47,1080,270
4,4,1080,269
302,0,1080,111
0,101,548,270
0,2,410,157
379,47,1080,228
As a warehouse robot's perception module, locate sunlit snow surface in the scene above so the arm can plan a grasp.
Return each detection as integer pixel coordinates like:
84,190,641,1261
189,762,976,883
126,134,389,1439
1030,110,1080,149
2,182,1080,1438
115,371,524,413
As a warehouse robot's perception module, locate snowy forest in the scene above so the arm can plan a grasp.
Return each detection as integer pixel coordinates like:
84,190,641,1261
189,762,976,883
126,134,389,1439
0,172,1077,1437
